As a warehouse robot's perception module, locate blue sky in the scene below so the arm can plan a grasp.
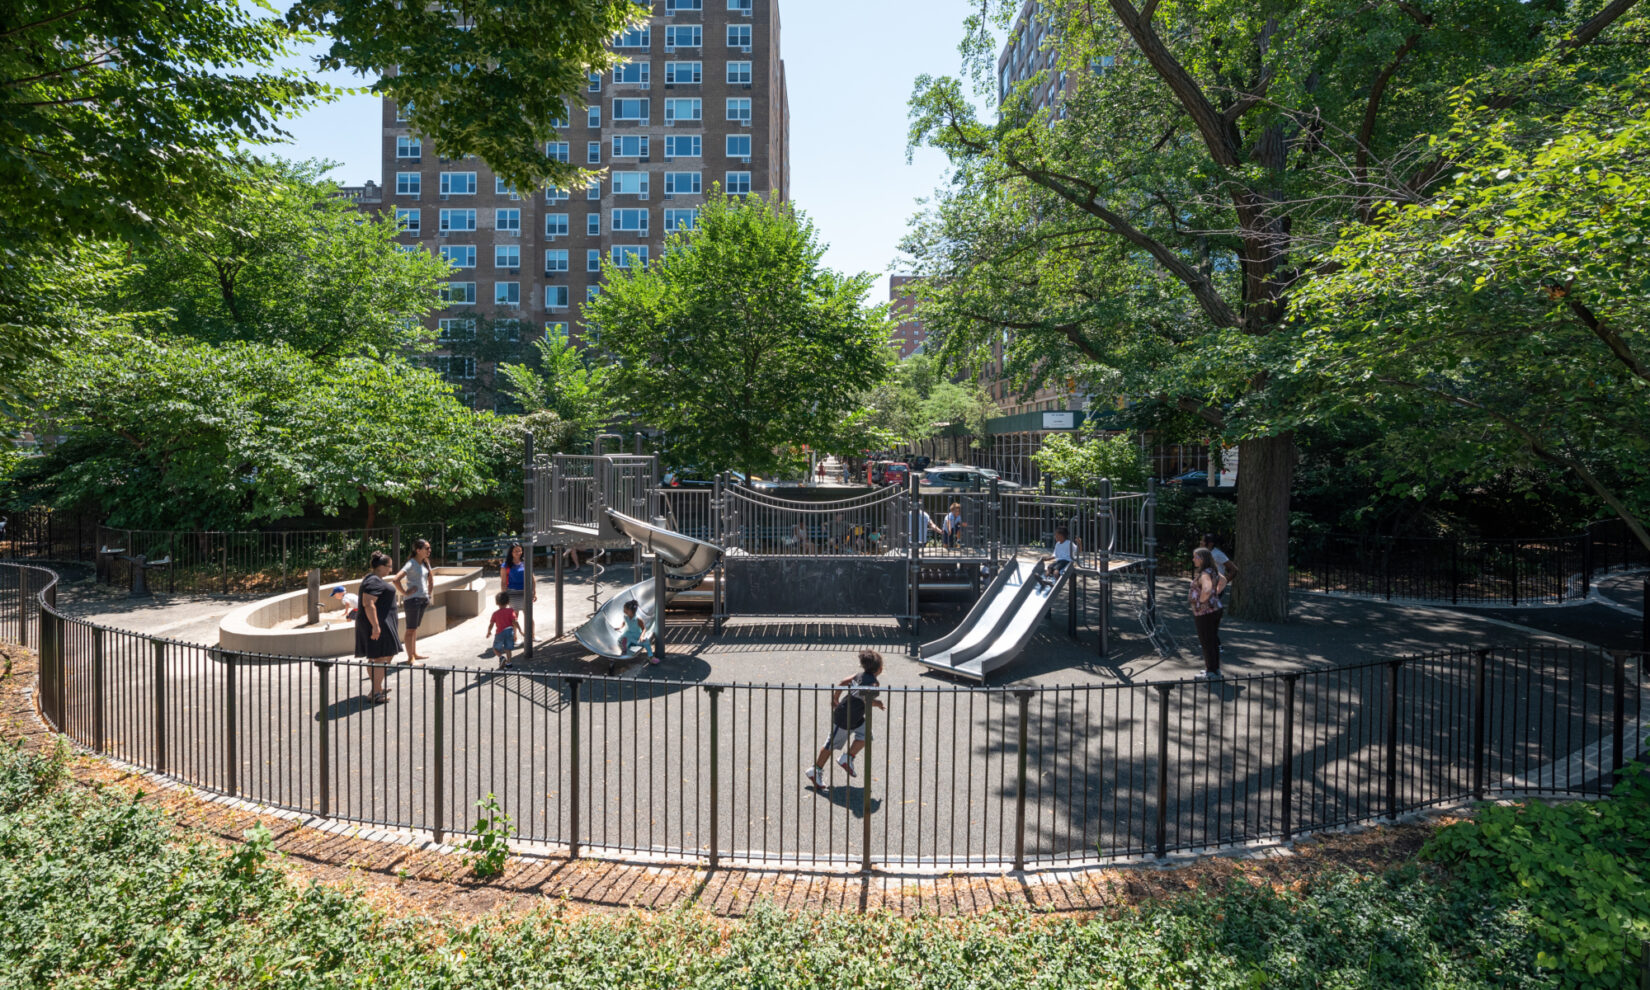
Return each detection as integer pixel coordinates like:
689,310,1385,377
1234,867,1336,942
266,1,991,303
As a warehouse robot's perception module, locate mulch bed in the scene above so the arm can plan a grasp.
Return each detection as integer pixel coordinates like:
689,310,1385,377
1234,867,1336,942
0,640,1457,921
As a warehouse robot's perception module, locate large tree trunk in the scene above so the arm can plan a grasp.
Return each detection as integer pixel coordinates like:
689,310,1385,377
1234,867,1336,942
1230,433,1296,622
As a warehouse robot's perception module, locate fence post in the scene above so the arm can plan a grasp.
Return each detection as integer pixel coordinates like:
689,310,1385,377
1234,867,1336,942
706,684,721,869
1144,479,1159,629
567,676,582,858
1472,648,1489,800
153,639,167,776
222,652,237,796
1613,652,1627,777
1155,683,1173,858
1580,529,1593,598
315,661,332,817
1098,478,1112,657
554,544,565,640
281,531,289,589
1386,660,1402,820
653,555,667,660
1511,548,1519,607
221,543,228,596
1012,689,1033,870
307,569,320,625
432,668,446,844
1451,538,1460,606
1281,673,1297,840
92,627,105,752
861,693,874,873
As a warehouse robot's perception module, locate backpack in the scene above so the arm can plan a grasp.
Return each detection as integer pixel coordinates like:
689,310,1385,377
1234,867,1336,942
832,673,876,730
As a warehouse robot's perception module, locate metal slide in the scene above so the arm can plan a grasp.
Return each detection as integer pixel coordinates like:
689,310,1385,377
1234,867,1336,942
916,560,1072,682
574,509,724,661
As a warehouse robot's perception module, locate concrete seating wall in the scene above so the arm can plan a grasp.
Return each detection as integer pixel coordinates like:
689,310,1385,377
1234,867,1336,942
218,566,486,659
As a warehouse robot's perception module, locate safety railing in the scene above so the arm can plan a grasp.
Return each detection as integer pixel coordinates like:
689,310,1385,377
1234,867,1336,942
94,525,447,595
721,484,911,556
10,562,1645,870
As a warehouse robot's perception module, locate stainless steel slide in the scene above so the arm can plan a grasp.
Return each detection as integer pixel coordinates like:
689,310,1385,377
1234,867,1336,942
916,560,1072,682
575,509,724,660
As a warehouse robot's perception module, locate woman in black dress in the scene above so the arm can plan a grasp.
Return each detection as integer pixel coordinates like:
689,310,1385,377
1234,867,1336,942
355,550,402,702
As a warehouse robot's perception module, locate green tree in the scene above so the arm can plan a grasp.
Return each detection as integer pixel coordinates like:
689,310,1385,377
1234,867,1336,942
905,0,1644,619
582,194,891,478
495,334,611,445
862,354,995,448
1031,431,1148,492
122,159,449,359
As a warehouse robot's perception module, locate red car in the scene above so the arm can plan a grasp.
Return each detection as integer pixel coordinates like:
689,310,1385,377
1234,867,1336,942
868,461,910,487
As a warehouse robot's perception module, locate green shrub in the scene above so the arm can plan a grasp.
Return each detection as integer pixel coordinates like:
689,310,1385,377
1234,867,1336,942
1423,767,1650,987
0,738,65,813
459,792,512,878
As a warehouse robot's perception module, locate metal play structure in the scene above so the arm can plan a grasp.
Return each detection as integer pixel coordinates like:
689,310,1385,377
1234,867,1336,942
521,435,1167,679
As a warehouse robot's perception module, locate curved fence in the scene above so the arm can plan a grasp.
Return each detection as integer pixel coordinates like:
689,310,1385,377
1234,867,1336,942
7,562,1647,870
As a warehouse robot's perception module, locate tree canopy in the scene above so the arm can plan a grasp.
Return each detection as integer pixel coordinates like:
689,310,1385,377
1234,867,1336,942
582,194,892,478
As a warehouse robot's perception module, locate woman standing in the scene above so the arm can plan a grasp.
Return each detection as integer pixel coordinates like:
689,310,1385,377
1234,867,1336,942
355,550,402,702
392,538,434,663
1188,547,1228,679
499,542,538,612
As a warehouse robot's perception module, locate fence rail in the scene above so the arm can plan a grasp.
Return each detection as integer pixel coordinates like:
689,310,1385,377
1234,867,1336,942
9,561,1645,870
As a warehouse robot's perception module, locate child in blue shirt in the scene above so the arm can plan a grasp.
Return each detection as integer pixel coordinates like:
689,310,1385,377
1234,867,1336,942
620,599,656,664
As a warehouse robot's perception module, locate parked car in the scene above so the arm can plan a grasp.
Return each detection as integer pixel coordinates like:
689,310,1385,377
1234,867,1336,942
867,460,910,486
664,469,769,489
905,455,932,472
1166,470,1210,487
923,465,1022,491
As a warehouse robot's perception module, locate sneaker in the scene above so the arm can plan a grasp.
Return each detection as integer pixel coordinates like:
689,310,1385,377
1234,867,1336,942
837,755,856,777
649,655,661,665
804,766,823,788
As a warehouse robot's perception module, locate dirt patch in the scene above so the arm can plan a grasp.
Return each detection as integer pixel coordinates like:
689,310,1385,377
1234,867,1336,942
0,640,1460,921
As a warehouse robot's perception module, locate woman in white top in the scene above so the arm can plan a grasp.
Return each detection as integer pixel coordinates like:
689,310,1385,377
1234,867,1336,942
392,539,434,663
1037,526,1079,585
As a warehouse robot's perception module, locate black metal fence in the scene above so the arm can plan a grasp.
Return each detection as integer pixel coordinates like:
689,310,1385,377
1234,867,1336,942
95,524,448,595
11,561,1646,869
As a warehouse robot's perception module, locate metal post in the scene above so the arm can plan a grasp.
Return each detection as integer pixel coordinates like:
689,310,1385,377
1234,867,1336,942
1511,548,1519,607
706,684,722,869
1013,689,1032,870
221,543,228,595
392,525,402,568
92,627,105,752
1098,478,1112,657
1155,683,1172,858
554,544,565,639
567,676,581,858
861,693,874,873
316,661,332,817
1386,660,1401,820
1281,674,1297,840
223,652,237,795
281,531,289,589
1472,648,1489,800
652,554,667,659
153,639,167,776
523,433,536,658
432,669,446,844
1613,652,1627,776
523,536,536,659
989,477,1000,566
909,471,922,636
307,569,321,625
1144,479,1159,629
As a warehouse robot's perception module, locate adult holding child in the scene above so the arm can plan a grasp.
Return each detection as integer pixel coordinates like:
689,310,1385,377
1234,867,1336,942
354,550,401,703
392,538,434,663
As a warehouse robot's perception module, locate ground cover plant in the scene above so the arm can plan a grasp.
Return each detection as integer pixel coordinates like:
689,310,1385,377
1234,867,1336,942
5,738,1649,988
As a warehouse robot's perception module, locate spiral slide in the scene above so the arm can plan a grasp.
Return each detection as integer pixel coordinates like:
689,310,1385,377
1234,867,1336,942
574,509,724,661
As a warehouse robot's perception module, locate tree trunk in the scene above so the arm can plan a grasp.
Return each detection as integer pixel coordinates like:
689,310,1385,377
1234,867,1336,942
363,500,377,532
1230,433,1296,622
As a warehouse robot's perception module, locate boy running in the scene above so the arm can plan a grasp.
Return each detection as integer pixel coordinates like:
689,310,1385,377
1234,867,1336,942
805,651,885,786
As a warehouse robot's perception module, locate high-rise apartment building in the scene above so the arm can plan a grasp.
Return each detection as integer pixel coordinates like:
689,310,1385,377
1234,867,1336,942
888,275,927,358
380,0,790,408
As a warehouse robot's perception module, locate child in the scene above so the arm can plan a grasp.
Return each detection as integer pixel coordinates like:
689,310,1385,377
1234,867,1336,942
805,651,885,786
485,591,521,669
619,599,656,664
1037,526,1079,586
329,585,359,621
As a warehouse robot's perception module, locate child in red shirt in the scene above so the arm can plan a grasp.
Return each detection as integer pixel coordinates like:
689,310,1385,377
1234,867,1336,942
485,591,521,669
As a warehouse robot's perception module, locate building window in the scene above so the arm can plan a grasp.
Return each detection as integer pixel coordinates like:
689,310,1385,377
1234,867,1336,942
587,249,601,272
546,142,570,163
612,208,649,233
588,141,602,164
546,321,569,340
612,135,650,158
612,98,649,122
588,72,602,92
395,172,421,196
439,244,476,268
726,97,752,124
437,318,476,341
491,178,517,199
545,187,570,203
587,212,600,235
545,213,569,237
544,249,569,273
395,208,421,235
496,208,521,233
587,105,601,128
612,171,649,196
587,285,601,302
726,134,751,158
725,171,751,195
495,318,522,342
545,285,570,309
665,60,702,84
396,136,422,158
664,207,699,230
440,281,477,305
438,209,477,232
664,97,701,123
666,0,702,10
435,355,476,379
664,134,701,158
664,171,701,195
727,24,752,47
614,26,649,48
664,24,701,49
587,179,602,200
394,100,414,122
728,0,752,10
614,61,649,85
495,245,521,269
495,281,520,306
395,243,420,254
727,61,752,85
610,246,648,268
439,171,476,195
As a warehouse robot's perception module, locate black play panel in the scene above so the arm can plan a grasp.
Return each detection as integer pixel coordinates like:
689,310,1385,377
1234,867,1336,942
723,555,909,617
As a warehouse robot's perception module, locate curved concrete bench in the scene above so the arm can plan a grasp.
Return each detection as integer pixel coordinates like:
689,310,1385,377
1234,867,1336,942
218,566,486,658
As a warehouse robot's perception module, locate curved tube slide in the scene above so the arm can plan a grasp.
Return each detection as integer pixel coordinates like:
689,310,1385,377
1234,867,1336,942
575,509,724,660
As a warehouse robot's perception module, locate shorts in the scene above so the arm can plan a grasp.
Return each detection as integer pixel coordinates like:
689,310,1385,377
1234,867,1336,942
824,723,865,750
492,629,517,653
403,597,429,630
507,589,526,611
1048,558,1072,574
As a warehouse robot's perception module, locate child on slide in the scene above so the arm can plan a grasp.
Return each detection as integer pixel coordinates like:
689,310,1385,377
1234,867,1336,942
1037,526,1079,587
620,599,656,664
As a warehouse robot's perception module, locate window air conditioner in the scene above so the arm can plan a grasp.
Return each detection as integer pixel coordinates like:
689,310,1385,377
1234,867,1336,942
741,45,751,52
744,83,752,90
